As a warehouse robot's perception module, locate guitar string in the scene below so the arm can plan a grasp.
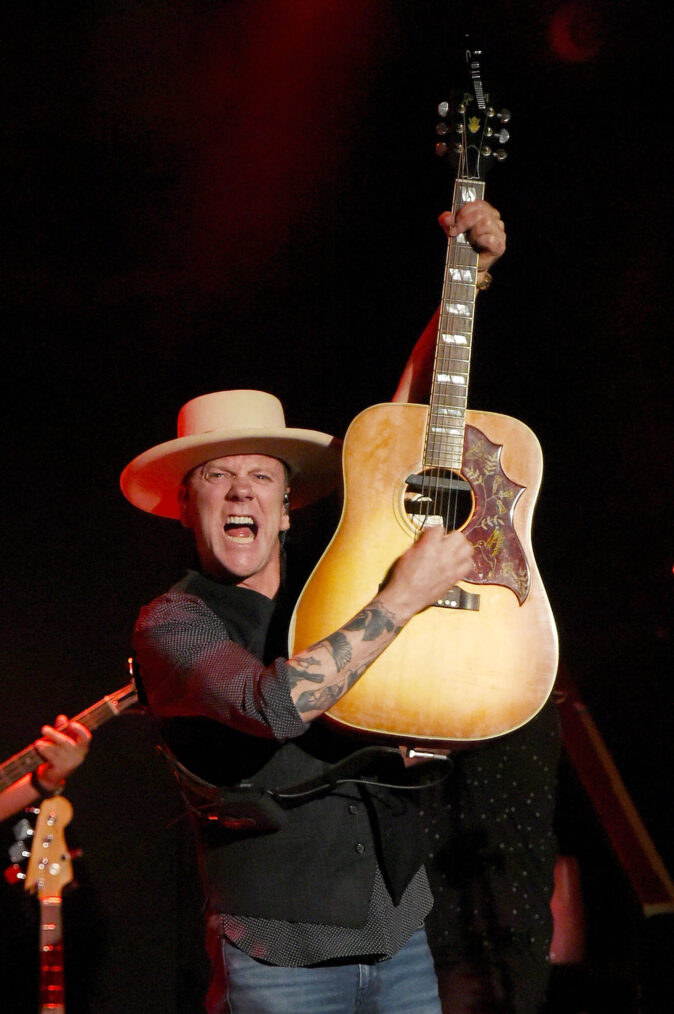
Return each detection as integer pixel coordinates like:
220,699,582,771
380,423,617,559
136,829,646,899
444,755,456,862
419,103,481,546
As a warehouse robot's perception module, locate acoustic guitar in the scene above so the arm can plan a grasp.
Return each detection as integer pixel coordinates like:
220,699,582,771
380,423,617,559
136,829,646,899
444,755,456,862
290,49,558,746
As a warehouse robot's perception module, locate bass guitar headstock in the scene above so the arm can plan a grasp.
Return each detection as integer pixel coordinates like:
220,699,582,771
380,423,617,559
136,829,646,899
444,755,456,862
435,44,511,181
6,795,76,898
25,796,74,899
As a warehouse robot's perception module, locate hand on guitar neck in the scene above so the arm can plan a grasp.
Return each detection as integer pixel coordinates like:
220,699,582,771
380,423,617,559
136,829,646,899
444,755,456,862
395,200,506,405
1,683,137,823
0,717,91,823
440,199,506,279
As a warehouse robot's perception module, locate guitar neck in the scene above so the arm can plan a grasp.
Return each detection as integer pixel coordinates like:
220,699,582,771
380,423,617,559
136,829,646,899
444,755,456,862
39,896,65,1014
426,177,485,470
0,682,137,791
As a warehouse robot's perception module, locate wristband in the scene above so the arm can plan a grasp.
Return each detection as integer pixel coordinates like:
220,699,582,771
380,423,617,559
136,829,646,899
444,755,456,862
30,767,64,799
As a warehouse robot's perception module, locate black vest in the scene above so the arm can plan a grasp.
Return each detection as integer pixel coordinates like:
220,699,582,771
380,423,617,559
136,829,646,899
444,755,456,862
159,570,425,926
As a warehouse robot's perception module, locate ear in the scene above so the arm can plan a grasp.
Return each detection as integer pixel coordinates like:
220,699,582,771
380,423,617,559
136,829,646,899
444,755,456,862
178,486,193,530
280,489,291,532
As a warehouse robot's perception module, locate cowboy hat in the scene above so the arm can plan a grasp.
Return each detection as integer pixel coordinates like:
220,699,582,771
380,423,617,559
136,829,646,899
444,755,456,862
120,389,342,518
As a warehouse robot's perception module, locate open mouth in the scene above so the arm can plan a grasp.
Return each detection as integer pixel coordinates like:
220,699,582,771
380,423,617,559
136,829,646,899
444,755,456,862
224,515,258,542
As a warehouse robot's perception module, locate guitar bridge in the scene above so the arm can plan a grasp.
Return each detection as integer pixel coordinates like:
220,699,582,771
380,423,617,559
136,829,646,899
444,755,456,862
436,586,480,611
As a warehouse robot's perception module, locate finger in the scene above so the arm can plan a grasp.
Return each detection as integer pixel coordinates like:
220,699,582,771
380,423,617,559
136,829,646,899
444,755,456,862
67,722,92,746
438,211,457,236
455,207,504,241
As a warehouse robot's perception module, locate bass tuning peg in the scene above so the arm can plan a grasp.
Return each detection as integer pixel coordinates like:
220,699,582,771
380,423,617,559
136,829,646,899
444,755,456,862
4,863,26,884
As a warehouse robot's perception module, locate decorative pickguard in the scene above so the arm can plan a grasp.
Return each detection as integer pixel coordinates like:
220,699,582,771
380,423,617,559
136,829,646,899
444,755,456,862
462,424,530,602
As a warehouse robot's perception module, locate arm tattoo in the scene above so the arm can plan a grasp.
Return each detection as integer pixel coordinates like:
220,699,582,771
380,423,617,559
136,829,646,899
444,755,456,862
295,682,345,715
344,601,400,642
321,630,352,671
286,660,325,689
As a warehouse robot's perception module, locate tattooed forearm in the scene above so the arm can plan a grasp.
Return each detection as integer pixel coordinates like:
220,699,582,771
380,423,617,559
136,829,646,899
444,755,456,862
345,667,366,691
288,597,405,720
295,682,344,715
322,630,352,670
286,661,325,689
344,600,401,642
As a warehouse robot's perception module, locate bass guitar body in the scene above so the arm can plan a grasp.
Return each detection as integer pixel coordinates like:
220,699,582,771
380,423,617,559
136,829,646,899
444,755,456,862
289,403,558,745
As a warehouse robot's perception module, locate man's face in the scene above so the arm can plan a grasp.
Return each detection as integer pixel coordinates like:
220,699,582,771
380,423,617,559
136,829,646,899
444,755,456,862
179,453,290,597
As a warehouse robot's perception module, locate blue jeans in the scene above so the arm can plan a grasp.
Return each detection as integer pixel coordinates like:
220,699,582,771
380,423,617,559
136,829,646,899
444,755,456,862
213,927,442,1014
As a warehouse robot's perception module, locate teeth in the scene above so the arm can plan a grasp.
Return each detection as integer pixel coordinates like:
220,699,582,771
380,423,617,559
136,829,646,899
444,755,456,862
227,515,254,525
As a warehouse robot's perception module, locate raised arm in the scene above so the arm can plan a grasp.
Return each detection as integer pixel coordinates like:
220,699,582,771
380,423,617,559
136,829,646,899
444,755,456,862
394,201,506,404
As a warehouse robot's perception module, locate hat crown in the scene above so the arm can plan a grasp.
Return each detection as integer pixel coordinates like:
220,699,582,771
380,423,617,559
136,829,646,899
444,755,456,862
177,390,286,439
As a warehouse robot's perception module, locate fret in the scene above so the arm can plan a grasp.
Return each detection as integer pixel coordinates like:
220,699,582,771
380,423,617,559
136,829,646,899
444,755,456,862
435,406,464,418
447,266,474,283
436,347,471,366
449,247,479,268
442,286,475,304
444,301,472,317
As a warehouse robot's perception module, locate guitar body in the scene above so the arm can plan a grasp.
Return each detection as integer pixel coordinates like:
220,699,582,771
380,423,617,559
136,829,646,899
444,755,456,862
289,403,558,745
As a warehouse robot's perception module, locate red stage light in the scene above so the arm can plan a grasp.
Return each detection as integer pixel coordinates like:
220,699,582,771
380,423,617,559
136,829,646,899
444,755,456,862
548,1,605,63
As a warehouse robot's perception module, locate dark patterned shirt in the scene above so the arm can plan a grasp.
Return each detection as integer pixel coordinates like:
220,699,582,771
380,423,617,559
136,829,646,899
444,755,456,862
133,574,431,966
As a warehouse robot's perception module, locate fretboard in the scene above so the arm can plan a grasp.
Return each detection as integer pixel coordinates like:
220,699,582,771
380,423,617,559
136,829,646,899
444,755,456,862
425,178,485,470
39,896,65,1014
0,682,137,791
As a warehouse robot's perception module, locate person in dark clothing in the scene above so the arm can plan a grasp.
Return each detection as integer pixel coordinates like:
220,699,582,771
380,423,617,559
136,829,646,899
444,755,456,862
121,200,508,1014
421,702,560,1014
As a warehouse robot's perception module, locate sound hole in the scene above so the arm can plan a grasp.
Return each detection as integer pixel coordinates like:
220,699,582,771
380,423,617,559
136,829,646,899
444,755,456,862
404,467,473,533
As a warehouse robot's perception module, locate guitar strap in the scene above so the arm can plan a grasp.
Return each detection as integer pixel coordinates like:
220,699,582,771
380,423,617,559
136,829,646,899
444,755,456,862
158,743,453,834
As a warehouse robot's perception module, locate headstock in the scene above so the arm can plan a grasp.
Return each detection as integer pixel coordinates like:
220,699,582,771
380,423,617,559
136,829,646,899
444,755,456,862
24,796,74,899
435,45,511,181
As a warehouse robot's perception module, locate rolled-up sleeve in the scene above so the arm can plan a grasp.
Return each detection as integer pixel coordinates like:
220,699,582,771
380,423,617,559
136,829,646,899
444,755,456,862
133,591,309,741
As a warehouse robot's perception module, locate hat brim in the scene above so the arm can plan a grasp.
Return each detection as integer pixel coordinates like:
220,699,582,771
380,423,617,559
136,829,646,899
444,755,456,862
121,427,342,518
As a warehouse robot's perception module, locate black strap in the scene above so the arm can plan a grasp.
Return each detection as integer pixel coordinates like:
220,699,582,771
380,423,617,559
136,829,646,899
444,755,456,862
158,743,452,833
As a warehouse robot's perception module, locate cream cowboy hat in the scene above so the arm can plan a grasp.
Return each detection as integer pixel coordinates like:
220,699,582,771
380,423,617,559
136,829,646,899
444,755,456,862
120,389,342,518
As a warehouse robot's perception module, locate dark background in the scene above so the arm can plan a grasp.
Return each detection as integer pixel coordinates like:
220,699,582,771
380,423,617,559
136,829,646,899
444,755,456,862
1,2,671,1011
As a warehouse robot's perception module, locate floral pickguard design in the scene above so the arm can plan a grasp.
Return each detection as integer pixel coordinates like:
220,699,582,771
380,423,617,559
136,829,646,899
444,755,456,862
461,424,530,603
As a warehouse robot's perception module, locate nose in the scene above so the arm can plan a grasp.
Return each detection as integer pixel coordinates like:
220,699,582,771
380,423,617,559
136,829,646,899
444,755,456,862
226,475,253,501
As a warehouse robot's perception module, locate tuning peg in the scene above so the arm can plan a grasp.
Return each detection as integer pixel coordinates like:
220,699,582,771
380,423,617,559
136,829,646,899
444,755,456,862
12,817,34,841
498,108,511,123
435,122,449,136
8,840,31,864
437,101,449,117
435,142,448,157
494,149,508,161
495,128,510,144
4,863,26,884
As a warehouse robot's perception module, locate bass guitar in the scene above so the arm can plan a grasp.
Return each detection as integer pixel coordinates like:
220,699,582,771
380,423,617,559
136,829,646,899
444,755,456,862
0,680,138,793
290,49,558,745
25,795,75,1014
